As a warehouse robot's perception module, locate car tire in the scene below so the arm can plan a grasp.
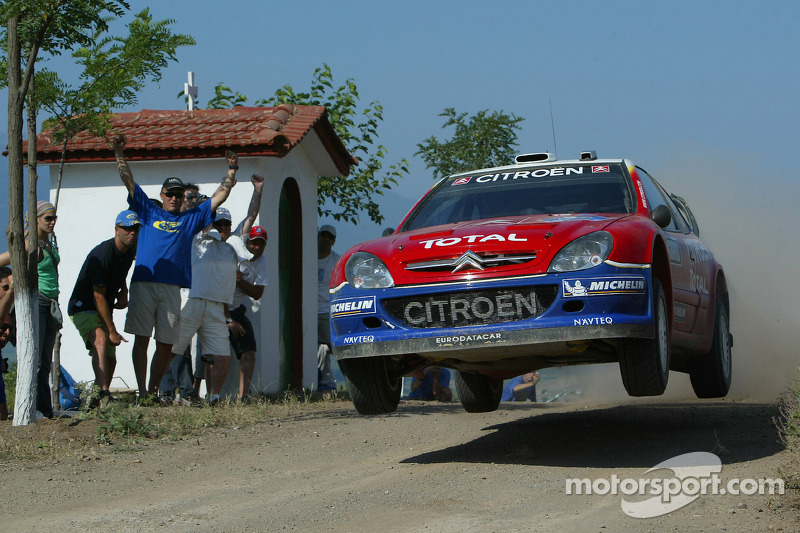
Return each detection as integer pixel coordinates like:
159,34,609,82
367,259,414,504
689,300,732,398
454,371,502,413
339,357,401,415
619,278,670,396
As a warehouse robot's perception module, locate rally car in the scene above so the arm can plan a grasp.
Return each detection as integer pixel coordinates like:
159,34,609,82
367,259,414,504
331,152,731,415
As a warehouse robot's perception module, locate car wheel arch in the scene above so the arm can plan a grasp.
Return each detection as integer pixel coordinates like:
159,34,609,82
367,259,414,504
650,234,674,329
714,268,730,317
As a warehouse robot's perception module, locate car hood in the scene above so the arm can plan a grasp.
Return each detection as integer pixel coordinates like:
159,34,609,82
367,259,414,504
351,214,631,286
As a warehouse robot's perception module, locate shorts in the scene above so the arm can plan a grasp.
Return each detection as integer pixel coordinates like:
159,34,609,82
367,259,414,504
317,313,331,346
171,298,230,357
70,311,116,358
229,305,256,359
125,281,181,345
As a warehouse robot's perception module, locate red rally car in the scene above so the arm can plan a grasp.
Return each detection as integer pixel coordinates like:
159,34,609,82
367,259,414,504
330,152,732,415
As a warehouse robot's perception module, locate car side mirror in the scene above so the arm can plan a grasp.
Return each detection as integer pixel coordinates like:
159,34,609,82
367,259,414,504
651,204,672,228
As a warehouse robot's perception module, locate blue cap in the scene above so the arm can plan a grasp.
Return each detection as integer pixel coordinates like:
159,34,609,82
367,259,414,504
214,207,232,222
116,210,141,227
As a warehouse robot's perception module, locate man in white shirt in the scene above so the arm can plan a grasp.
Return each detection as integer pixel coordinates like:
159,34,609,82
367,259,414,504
226,225,268,400
170,206,238,405
317,224,340,392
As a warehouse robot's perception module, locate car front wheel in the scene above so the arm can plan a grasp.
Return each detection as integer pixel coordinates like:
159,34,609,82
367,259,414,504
339,357,401,415
619,278,670,396
689,299,732,398
454,371,503,413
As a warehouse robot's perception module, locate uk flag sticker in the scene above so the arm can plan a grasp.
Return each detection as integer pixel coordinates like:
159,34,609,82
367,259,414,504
592,166,610,173
452,177,471,186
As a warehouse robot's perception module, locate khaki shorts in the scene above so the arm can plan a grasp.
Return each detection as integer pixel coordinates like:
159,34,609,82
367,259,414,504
70,311,116,358
171,298,231,357
124,281,181,345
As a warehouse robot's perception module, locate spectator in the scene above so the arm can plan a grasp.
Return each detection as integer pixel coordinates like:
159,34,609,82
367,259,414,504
407,367,453,402
501,371,540,402
0,200,62,418
225,175,268,400
0,267,13,420
111,134,237,400
317,224,340,392
159,182,205,406
170,206,239,405
67,210,140,408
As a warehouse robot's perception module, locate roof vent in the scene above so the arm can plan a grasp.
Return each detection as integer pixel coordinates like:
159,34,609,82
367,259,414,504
580,151,597,161
515,152,556,164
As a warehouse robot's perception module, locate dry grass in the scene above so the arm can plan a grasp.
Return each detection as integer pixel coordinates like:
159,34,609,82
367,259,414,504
776,376,800,490
0,390,349,463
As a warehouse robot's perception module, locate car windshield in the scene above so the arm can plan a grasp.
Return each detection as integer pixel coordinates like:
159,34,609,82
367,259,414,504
403,163,635,231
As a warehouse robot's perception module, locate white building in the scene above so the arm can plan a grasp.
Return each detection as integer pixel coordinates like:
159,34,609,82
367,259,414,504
31,105,354,395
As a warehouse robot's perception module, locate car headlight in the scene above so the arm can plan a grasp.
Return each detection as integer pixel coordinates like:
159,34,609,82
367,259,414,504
345,252,395,289
548,231,613,273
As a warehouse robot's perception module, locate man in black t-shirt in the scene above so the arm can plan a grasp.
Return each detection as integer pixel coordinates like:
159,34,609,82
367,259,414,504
68,210,141,406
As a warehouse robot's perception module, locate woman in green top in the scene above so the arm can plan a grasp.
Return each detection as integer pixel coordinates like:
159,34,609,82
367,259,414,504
0,200,62,418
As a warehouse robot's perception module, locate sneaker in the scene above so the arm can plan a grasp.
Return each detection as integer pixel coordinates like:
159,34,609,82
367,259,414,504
157,396,175,407
176,394,204,407
208,397,221,407
99,390,116,409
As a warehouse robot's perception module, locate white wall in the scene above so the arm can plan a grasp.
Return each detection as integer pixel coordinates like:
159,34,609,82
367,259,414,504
47,145,326,396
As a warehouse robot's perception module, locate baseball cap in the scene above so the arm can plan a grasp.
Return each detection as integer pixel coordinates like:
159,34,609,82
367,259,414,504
115,210,141,227
162,177,185,191
248,226,268,242
214,207,232,222
318,224,336,238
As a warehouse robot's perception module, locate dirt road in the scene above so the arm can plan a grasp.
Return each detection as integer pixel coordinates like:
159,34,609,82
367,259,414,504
2,399,797,532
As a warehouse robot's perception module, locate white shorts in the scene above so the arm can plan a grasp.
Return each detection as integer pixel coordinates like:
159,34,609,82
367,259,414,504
171,298,231,357
124,281,181,345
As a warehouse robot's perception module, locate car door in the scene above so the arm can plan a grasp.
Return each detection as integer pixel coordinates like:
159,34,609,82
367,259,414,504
635,168,699,333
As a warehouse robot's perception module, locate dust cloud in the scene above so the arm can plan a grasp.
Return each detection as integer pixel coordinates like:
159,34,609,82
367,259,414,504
538,147,799,404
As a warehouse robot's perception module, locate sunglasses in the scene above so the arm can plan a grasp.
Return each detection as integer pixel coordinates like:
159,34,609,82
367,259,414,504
185,194,199,200
213,220,232,227
162,190,184,199
116,225,140,232
1,284,9,291
42,215,57,222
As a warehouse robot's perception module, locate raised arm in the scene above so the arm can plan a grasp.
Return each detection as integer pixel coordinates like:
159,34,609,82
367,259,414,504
239,174,264,238
210,150,238,212
111,134,136,198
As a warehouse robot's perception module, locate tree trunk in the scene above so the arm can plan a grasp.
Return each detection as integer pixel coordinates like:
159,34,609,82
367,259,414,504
7,15,41,426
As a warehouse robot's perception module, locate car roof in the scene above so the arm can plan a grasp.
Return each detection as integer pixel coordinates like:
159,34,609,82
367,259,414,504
448,153,629,179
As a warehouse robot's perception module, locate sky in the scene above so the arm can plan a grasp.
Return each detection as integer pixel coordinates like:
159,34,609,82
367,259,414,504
1,0,799,397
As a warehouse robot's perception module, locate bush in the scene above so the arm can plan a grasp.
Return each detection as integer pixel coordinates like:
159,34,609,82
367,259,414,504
776,376,800,488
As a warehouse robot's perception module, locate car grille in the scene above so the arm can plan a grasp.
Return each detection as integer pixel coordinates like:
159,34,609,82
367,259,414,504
383,285,558,328
405,251,538,273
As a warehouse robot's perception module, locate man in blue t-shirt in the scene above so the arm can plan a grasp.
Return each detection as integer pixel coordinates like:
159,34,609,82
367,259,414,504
407,367,453,402
501,371,539,402
111,135,238,400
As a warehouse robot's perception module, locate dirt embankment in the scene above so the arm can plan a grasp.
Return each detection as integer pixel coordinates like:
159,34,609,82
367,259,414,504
1,399,797,532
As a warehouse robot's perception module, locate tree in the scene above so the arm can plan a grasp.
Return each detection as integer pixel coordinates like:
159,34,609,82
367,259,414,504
416,108,524,180
204,83,247,109
0,1,193,425
195,65,408,225
259,65,408,225
39,8,195,208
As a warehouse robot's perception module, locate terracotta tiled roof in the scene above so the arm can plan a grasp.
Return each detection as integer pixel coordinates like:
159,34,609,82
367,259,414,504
27,104,355,175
